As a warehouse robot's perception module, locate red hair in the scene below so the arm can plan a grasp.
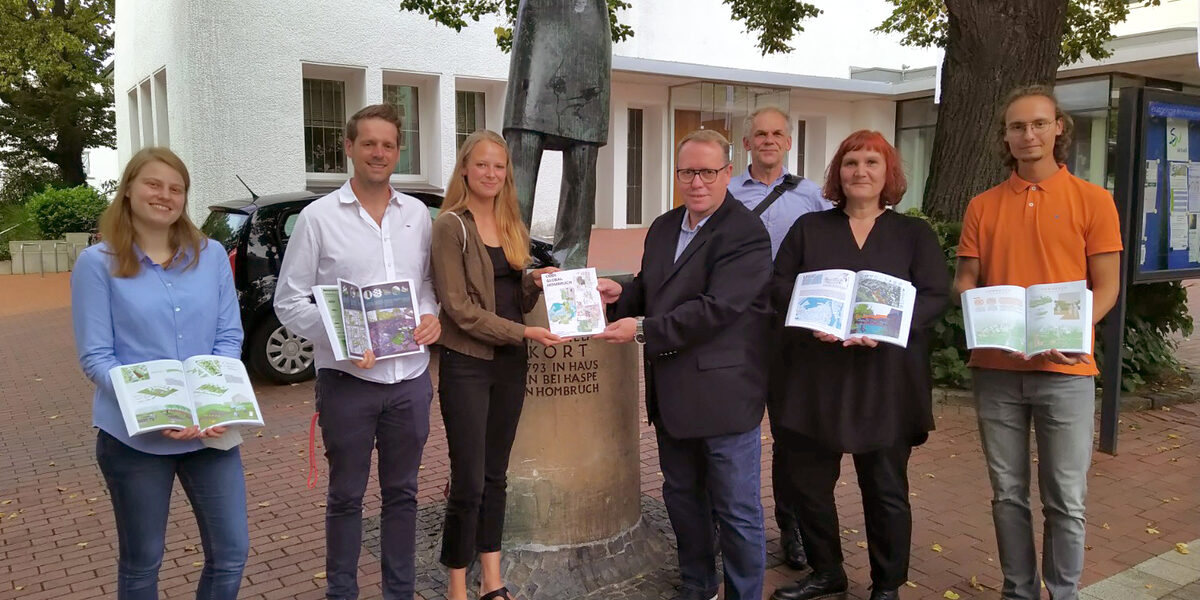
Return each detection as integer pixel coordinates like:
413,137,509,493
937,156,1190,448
822,130,907,209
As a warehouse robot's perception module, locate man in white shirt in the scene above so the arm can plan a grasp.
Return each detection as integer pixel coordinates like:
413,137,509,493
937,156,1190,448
275,104,441,600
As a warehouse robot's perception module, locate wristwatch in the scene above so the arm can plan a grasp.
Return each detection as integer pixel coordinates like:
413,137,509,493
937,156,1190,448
634,317,645,344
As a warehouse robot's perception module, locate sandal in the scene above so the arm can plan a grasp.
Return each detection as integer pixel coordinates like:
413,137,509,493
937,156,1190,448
479,586,514,600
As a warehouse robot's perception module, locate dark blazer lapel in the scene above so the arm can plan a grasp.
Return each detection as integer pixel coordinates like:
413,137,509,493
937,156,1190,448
660,193,735,288
647,206,684,290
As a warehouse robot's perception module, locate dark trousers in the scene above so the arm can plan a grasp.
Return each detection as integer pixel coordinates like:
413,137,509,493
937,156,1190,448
657,425,766,600
437,345,527,568
316,368,433,600
96,430,248,600
781,433,913,590
767,406,801,537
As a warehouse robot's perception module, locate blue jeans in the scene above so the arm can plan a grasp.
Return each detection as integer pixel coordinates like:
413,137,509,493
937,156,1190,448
973,369,1095,600
96,430,249,600
656,425,766,600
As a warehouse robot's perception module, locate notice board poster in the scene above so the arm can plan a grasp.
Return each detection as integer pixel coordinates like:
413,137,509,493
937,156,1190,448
1134,99,1200,276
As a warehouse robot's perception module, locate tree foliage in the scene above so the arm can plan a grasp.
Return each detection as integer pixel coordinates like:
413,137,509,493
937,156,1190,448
875,0,1160,65
397,0,821,56
0,0,114,187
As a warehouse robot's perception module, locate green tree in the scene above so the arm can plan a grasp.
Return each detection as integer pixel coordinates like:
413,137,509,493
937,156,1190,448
0,0,114,188
26,184,108,239
875,0,1158,221
397,0,822,56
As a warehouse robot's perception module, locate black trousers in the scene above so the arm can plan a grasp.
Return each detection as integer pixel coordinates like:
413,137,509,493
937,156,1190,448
316,368,432,600
438,345,528,568
780,430,913,590
767,406,801,537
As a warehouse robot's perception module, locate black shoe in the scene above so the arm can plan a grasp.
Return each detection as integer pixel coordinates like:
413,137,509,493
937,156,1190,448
781,526,808,570
770,570,849,600
868,588,898,600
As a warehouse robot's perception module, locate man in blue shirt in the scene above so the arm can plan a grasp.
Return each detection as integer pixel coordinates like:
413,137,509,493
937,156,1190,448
730,106,830,572
731,106,831,258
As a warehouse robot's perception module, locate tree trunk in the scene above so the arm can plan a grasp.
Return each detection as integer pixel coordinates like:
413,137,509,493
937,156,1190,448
922,0,1067,222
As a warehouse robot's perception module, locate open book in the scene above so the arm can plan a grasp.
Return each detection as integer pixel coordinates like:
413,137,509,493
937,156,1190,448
109,355,263,436
785,269,916,348
962,280,1093,356
312,278,425,361
541,267,607,338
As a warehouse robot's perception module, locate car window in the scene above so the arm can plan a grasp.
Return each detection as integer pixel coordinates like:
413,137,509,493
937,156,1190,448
200,210,249,252
282,213,300,240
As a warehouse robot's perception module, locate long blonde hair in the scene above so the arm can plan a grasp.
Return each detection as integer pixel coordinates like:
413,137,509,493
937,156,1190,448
99,147,207,277
441,130,530,269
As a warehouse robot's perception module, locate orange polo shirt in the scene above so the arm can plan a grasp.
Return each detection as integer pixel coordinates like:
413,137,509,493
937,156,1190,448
957,165,1123,376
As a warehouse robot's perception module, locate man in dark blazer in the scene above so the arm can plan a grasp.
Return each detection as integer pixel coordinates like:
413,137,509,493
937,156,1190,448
596,129,772,600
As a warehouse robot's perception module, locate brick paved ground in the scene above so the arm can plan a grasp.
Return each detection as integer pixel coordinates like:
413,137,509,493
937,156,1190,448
2,273,1199,599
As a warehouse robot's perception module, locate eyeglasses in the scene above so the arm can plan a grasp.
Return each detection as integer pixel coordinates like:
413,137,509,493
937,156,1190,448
676,165,728,184
1006,119,1056,135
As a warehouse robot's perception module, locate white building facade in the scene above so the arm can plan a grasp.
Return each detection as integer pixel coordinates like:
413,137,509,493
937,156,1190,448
114,0,1200,236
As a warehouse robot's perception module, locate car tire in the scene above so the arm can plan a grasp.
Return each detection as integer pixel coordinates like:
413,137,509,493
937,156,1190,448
248,313,315,384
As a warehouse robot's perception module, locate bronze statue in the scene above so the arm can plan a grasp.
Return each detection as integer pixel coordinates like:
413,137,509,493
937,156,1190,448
503,0,612,269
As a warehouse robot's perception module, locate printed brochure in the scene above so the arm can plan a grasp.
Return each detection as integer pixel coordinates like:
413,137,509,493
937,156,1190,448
962,280,1093,356
312,278,424,361
785,269,916,348
541,267,607,338
109,355,264,436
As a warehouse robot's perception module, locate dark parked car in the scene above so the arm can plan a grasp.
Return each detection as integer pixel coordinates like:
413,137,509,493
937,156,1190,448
200,190,557,384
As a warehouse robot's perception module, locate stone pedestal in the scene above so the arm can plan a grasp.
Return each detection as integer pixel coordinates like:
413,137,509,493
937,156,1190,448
495,296,665,597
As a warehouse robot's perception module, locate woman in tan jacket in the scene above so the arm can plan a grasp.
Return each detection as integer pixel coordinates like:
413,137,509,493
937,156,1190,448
430,130,561,600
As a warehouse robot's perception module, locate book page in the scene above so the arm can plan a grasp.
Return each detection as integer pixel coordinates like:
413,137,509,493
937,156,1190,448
962,286,1027,353
847,270,916,348
784,269,857,338
338,279,371,360
1026,280,1091,356
541,267,607,338
108,359,198,435
312,285,349,361
183,355,264,429
359,279,424,359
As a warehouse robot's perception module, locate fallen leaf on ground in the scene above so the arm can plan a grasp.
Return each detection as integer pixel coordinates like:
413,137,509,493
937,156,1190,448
1176,543,1190,555
1168,433,1180,439
924,473,936,478
932,543,943,553
1102,523,1110,529
313,572,327,579
1,500,12,505
192,561,203,567
48,462,55,466
850,528,859,534
279,534,290,540
185,544,196,552
257,502,271,508
56,487,66,492
856,541,868,549
1146,527,1161,535
86,510,95,516
47,414,58,419
1162,406,1172,411
905,581,917,588
76,542,87,548
317,502,326,507
969,576,983,591
943,591,960,600
86,497,97,503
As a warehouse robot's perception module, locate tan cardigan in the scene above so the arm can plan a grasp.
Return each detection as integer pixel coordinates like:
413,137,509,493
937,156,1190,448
430,209,542,360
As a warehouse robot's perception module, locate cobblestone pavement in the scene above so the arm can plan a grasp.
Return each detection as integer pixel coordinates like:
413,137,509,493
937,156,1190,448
2,273,1199,599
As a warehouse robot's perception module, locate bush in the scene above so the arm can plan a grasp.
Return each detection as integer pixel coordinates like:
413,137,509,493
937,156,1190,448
908,210,1193,393
0,203,40,261
26,185,109,240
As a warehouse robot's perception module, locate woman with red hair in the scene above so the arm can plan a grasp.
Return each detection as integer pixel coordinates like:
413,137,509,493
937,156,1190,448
768,131,949,600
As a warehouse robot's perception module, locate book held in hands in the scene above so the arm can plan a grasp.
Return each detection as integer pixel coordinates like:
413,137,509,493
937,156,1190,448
540,267,607,338
312,278,425,361
785,269,917,348
961,280,1093,356
109,355,264,436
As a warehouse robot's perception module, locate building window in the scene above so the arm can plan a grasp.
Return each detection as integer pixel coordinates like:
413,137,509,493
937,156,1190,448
627,108,644,225
303,78,346,174
384,84,421,175
895,96,938,213
456,91,486,149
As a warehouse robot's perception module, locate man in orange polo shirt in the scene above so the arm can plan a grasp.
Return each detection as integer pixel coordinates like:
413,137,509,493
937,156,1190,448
955,85,1122,600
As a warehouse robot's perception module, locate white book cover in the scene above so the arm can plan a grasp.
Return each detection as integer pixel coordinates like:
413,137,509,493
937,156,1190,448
541,267,607,338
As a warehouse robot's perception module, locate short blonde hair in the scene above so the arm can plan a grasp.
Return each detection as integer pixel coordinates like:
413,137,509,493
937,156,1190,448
743,106,791,138
676,129,731,163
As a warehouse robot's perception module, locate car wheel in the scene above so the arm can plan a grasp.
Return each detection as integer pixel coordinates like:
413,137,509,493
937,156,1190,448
248,314,315,384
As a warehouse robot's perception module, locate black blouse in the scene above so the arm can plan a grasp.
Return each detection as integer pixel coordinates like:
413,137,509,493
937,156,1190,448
769,208,950,454
487,245,525,326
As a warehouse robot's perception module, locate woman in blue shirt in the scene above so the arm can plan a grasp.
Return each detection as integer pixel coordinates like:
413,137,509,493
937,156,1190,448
71,147,248,599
